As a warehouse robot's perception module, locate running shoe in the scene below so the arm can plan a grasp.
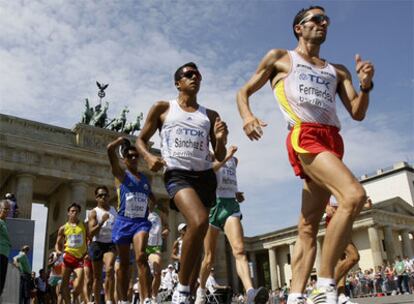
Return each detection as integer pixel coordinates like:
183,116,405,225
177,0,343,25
172,289,191,304
338,293,358,304
307,285,337,304
195,288,207,304
252,287,269,304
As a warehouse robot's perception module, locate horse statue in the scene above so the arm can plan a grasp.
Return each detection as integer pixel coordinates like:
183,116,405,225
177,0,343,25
81,98,94,124
123,112,143,135
90,101,109,128
108,107,129,132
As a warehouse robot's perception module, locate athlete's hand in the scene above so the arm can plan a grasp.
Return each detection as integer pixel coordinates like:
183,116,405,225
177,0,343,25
162,228,169,239
235,192,245,203
228,145,238,156
243,116,267,141
146,154,167,172
355,54,374,90
101,213,109,223
214,117,228,141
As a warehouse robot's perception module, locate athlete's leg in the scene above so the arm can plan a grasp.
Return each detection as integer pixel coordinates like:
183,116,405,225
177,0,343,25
92,259,103,303
173,188,210,287
189,253,203,295
133,231,151,301
82,263,93,303
116,244,131,301
335,243,360,296
223,216,253,291
148,252,162,299
199,226,220,289
72,267,84,303
299,151,366,279
103,250,116,303
60,266,73,304
289,180,330,294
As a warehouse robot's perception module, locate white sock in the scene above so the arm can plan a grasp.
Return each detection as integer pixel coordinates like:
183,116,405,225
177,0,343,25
177,283,190,293
317,277,336,289
197,287,206,295
106,301,113,304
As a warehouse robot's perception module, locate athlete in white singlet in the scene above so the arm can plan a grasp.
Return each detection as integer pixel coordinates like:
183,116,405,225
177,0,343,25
137,62,228,304
88,185,117,304
146,203,169,304
237,5,374,304
196,145,268,304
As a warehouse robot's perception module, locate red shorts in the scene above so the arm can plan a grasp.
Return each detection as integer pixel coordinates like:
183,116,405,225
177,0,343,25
84,256,92,268
286,123,344,179
63,252,84,269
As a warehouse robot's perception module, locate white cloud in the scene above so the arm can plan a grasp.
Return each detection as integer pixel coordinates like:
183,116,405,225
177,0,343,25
1,1,413,239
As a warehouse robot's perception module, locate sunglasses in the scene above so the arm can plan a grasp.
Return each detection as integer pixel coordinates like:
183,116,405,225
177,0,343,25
96,193,108,198
299,14,330,26
126,154,138,160
181,70,202,81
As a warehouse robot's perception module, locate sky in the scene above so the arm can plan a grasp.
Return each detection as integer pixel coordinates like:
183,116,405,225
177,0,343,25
1,0,413,272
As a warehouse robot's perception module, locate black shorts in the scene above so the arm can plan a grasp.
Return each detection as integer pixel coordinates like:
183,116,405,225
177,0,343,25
89,241,116,261
164,169,217,211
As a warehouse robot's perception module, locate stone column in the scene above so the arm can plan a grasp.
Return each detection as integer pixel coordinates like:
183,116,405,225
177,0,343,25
383,226,395,262
368,226,383,267
401,230,414,258
70,182,87,220
268,247,279,290
15,173,35,219
289,242,295,261
248,252,258,288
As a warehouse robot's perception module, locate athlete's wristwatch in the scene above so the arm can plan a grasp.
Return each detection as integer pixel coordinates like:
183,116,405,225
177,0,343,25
360,81,374,93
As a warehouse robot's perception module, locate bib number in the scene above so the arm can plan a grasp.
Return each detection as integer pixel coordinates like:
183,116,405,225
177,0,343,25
125,192,148,218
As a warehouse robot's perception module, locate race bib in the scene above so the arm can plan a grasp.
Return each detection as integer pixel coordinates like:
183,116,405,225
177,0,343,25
68,233,83,248
125,192,148,218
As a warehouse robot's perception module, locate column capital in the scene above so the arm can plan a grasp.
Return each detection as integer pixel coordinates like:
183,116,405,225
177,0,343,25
16,172,35,179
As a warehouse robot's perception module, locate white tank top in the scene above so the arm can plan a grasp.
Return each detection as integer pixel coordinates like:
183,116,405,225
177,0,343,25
92,206,117,243
274,50,340,129
148,211,163,246
216,157,238,198
160,99,212,171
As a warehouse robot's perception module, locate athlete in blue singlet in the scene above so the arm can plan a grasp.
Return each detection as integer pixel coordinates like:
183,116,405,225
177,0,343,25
107,137,154,304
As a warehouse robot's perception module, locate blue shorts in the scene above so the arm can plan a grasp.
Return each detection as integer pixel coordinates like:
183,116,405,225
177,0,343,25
112,215,151,244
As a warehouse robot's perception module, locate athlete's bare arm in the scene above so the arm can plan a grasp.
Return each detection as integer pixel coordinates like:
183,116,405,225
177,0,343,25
171,240,180,260
237,49,289,141
206,109,228,162
107,137,127,182
88,209,108,238
334,55,374,121
55,225,65,255
160,209,170,238
136,101,169,172
212,145,238,172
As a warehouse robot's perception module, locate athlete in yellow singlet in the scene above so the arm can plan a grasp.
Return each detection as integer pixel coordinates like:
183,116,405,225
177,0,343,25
55,203,87,304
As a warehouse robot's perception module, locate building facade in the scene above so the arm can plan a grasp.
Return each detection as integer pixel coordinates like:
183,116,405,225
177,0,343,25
241,162,414,291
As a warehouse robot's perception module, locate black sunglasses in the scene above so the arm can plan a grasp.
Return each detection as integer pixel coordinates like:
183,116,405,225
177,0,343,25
181,70,202,81
299,14,330,26
126,154,138,160
96,193,108,198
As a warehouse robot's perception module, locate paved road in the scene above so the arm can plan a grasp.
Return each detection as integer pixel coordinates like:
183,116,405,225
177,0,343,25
344,294,414,304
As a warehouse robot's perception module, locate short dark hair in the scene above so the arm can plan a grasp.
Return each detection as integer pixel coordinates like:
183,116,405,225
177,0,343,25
94,185,109,196
174,62,199,83
292,6,325,40
67,202,81,212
